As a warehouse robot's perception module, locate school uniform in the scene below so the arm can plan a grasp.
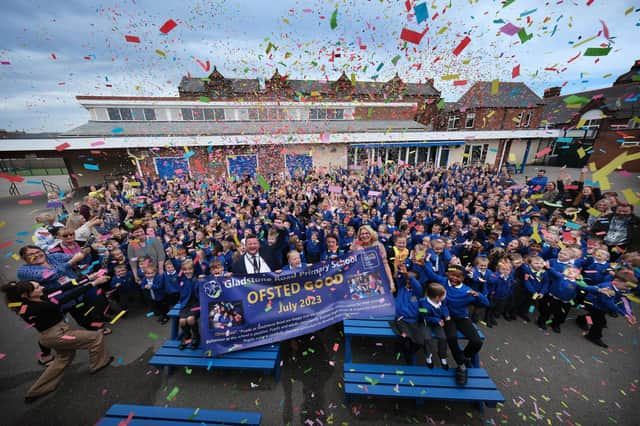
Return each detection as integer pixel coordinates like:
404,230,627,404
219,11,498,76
581,258,614,286
538,268,579,331
143,274,169,319
420,297,449,364
163,271,181,307
578,282,633,345
485,272,515,325
389,276,426,365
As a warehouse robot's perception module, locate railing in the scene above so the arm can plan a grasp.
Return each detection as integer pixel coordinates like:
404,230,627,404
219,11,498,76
41,179,61,195
564,128,599,139
9,182,19,196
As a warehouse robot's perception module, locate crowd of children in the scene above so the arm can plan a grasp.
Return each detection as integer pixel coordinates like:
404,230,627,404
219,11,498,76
7,162,639,390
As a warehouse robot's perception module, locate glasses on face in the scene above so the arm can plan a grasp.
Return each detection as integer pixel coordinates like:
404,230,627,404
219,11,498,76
25,251,44,259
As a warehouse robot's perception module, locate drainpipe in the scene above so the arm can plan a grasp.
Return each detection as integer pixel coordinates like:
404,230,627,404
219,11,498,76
126,148,143,177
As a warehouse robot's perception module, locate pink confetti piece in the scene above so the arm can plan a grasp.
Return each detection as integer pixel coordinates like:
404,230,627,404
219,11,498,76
60,335,76,340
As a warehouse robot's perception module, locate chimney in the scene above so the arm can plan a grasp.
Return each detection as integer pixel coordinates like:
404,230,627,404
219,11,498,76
543,87,562,98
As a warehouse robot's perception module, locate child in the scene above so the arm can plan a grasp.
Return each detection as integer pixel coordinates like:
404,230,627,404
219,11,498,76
548,249,573,273
537,266,581,333
426,239,451,276
421,283,450,369
142,265,168,324
582,249,614,286
423,262,489,385
512,256,549,321
485,260,515,326
389,262,426,366
177,259,201,350
163,259,181,309
576,270,637,348
109,264,135,311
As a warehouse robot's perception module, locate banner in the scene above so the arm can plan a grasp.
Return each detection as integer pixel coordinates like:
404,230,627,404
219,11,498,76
199,247,395,355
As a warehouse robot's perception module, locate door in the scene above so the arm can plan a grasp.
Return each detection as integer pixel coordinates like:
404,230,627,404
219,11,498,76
154,157,191,179
227,154,258,179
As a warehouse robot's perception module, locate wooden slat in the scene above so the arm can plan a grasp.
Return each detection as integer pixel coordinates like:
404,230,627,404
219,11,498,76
344,382,505,403
103,404,261,425
149,355,276,370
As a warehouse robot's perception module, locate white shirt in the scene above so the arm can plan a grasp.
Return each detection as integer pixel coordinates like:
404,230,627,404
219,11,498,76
243,253,272,274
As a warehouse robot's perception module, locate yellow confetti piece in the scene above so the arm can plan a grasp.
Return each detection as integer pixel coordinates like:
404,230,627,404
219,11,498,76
486,110,495,118
441,74,460,80
577,147,586,159
491,79,499,95
622,189,640,206
587,207,602,217
8,302,22,308
588,162,598,172
11,253,20,261
155,49,166,57
0,221,6,228
110,310,127,325
437,26,448,34
509,153,517,162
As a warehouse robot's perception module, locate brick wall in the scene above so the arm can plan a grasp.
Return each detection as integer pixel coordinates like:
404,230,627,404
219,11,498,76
590,129,640,172
428,106,544,131
353,105,418,120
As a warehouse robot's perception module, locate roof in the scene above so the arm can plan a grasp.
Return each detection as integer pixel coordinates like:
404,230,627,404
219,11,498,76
449,81,544,110
542,82,640,125
60,120,428,137
178,78,261,94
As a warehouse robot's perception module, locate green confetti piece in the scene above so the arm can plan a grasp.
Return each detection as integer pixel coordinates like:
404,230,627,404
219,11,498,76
256,174,270,192
330,8,338,30
517,28,533,44
199,96,210,103
185,367,193,375
148,332,158,340
391,55,401,65
188,408,200,420
437,99,445,110
303,367,312,374
166,386,180,401
584,47,612,56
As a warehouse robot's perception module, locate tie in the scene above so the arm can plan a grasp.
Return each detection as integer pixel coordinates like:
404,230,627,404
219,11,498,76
251,255,259,273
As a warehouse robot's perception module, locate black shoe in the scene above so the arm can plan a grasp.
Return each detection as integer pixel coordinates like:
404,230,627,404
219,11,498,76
90,356,114,375
503,314,513,322
464,358,473,368
426,358,434,369
486,321,493,328
585,335,608,348
24,394,46,404
179,339,190,350
190,338,200,349
576,316,589,331
491,318,498,326
159,316,169,325
537,318,548,330
440,359,449,370
455,365,468,386
551,325,561,334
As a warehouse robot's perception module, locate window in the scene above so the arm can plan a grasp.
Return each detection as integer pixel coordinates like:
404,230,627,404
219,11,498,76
248,108,259,120
309,108,328,120
628,118,640,129
326,108,344,120
107,108,121,120
181,108,193,120
143,108,156,120
523,111,532,128
119,108,133,120
464,112,475,128
516,111,532,128
463,144,489,165
204,108,225,121
108,107,156,121
131,108,145,121
447,115,460,130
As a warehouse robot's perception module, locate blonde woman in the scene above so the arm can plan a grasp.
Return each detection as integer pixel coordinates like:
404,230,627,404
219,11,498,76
351,225,396,292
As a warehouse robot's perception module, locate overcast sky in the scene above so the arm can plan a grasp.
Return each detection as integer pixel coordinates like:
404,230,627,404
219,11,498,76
0,0,638,132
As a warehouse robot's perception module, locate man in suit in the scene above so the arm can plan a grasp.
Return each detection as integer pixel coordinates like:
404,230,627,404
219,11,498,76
232,235,282,274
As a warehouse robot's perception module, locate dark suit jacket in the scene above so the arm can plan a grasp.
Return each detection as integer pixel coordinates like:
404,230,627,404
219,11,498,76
231,248,282,274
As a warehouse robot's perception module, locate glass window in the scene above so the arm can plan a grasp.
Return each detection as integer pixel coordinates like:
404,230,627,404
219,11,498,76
192,109,204,120
215,108,225,120
108,108,121,120
204,109,216,120
182,108,193,120
334,109,344,119
523,111,532,128
143,108,156,120
131,108,145,121
447,115,460,129
249,109,259,120
465,112,475,128
516,112,524,128
119,108,133,120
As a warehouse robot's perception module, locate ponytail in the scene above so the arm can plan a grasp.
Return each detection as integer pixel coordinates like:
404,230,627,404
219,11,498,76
1,280,34,306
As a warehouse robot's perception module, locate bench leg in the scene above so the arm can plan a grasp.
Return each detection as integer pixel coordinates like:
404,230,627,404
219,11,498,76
345,336,352,363
472,353,479,368
475,401,485,414
170,319,179,340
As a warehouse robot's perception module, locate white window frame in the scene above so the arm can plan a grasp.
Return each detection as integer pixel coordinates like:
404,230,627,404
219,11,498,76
464,112,475,128
447,115,460,130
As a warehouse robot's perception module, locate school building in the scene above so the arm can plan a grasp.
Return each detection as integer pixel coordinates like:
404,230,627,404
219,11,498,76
0,68,565,187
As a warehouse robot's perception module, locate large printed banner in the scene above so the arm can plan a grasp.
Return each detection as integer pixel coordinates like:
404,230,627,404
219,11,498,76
199,247,395,355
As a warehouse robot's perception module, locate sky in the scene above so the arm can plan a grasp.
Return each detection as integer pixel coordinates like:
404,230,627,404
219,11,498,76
0,0,639,133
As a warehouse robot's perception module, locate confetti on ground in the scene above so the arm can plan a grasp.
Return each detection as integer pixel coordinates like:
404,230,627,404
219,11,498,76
166,386,180,401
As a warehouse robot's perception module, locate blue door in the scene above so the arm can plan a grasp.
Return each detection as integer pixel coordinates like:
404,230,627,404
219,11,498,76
154,157,190,179
285,154,312,176
227,155,258,179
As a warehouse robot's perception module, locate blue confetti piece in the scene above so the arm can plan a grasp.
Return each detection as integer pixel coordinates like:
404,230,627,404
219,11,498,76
146,311,155,317
83,163,99,171
558,351,573,365
117,357,124,365
184,150,195,159
16,231,29,236
414,2,429,24
26,180,42,185
111,127,124,134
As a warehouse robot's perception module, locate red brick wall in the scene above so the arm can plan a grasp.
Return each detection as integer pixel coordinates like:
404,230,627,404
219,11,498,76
590,129,640,172
428,106,544,131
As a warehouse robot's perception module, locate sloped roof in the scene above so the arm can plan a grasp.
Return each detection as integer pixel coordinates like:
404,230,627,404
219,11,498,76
60,120,427,137
542,82,640,125
450,81,544,110
178,77,261,94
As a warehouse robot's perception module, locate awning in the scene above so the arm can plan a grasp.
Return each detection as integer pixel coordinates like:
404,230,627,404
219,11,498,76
351,141,465,149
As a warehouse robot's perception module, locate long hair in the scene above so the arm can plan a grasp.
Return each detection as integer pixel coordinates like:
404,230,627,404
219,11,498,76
1,280,35,306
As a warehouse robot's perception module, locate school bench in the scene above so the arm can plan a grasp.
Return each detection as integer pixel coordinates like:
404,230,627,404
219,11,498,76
168,305,181,340
343,362,504,412
343,316,485,367
97,403,262,425
149,340,281,382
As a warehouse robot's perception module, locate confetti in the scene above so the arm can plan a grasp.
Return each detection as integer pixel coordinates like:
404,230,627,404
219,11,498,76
584,47,612,56
500,23,521,36
400,27,428,45
124,35,140,43
159,19,177,34
166,386,180,401
452,36,471,56
330,8,338,30
55,142,71,151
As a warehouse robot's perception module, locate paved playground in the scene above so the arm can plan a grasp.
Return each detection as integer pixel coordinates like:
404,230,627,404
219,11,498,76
0,166,638,425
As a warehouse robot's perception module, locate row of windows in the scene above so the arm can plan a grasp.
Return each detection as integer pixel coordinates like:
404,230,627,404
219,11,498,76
106,107,346,121
107,108,156,121
447,110,533,129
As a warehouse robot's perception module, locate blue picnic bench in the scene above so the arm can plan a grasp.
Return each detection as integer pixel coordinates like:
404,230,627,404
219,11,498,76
149,339,281,382
343,316,485,367
343,362,504,412
97,403,261,425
